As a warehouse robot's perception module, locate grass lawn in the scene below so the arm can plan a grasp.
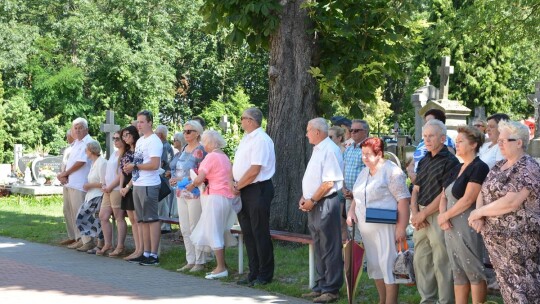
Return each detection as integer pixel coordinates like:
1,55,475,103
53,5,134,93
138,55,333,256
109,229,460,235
0,195,503,303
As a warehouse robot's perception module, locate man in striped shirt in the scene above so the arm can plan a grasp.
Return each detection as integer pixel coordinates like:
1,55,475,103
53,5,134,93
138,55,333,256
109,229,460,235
411,119,459,304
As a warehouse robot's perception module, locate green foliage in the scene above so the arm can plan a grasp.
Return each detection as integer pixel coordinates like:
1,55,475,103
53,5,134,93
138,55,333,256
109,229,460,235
200,87,254,159
0,91,43,162
199,0,282,48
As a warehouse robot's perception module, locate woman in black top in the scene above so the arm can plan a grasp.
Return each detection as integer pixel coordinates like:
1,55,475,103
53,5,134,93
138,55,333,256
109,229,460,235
437,126,489,304
118,126,140,260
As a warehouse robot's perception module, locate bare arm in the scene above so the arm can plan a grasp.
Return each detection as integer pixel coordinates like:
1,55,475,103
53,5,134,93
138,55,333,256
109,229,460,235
299,181,335,212
396,197,410,242
124,157,161,172
235,165,262,190
469,188,530,220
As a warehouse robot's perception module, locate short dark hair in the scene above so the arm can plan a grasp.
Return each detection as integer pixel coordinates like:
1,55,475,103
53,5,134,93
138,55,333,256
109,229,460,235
424,109,446,123
457,125,485,153
360,137,384,156
487,113,510,124
137,110,153,124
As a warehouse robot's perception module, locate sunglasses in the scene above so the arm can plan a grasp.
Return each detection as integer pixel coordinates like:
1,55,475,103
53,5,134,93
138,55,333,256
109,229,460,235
183,130,196,134
241,116,254,121
112,137,121,141
350,129,366,133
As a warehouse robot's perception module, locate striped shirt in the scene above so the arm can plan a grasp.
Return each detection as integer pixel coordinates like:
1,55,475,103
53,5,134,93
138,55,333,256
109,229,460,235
415,145,459,206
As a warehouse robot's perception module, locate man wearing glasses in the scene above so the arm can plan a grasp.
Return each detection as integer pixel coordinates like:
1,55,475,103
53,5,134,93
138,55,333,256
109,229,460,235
233,107,276,286
342,119,369,240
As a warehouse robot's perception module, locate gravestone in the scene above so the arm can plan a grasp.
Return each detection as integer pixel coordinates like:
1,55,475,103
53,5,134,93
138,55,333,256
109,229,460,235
527,81,540,161
17,155,38,175
219,115,230,133
419,56,471,142
31,156,63,181
411,77,439,143
100,110,120,159
13,144,23,174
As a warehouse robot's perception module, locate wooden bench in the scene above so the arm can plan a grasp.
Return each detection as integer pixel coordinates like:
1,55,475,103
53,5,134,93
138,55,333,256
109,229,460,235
230,226,316,288
158,217,316,287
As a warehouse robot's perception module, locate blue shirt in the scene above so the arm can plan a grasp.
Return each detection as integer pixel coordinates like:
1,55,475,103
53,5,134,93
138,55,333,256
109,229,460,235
343,143,365,190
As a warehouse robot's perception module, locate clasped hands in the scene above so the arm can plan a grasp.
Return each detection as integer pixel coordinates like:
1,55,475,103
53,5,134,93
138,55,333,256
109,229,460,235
298,197,316,212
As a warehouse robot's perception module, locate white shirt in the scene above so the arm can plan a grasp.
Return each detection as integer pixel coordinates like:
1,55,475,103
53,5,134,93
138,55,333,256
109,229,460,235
233,127,276,183
65,134,93,191
85,157,107,202
132,134,163,187
302,137,343,200
478,141,503,169
104,150,120,191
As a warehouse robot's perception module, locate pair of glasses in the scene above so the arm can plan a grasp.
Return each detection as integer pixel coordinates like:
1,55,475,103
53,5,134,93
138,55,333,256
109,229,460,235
112,137,121,141
241,116,253,121
497,138,517,144
473,124,484,128
122,133,131,138
183,130,196,134
350,129,366,133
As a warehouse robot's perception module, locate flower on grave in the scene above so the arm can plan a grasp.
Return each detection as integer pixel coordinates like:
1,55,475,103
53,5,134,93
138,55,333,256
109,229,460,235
40,165,56,180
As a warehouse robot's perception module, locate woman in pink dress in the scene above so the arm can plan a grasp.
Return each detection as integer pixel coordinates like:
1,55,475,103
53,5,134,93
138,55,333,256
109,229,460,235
187,130,237,280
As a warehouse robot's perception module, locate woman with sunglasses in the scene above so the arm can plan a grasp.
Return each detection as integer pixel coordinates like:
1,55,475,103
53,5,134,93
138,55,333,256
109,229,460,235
118,126,141,260
96,131,127,256
170,120,207,272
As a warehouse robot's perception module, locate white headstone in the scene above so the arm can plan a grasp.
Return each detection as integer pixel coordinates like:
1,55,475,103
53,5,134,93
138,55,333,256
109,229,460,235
219,115,230,133
100,110,120,159
437,56,454,100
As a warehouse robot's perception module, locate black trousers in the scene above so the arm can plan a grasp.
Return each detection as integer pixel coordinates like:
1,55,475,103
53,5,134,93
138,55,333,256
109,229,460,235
238,180,275,282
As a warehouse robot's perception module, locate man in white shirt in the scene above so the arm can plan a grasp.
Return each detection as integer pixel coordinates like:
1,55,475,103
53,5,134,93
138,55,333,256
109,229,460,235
233,107,276,286
57,118,93,249
124,110,163,266
299,118,344,303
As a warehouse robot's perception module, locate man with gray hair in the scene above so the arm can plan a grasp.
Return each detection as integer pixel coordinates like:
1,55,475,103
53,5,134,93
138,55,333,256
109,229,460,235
57,117,94,249
233,107,276,286
411,119,459,304
299,117,344,303
155,125,175,233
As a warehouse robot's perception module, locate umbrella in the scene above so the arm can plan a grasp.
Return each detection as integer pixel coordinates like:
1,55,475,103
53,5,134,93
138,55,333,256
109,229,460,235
343,223,365,304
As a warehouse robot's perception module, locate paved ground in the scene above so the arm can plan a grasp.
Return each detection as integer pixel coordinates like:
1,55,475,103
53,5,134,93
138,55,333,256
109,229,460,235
0,236,307,304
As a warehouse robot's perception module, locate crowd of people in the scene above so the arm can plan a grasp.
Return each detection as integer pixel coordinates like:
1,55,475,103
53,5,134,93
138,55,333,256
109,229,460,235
56,108,539,304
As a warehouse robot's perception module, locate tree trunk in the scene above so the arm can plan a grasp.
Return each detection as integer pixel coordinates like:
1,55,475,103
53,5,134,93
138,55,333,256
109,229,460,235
267,0,318,233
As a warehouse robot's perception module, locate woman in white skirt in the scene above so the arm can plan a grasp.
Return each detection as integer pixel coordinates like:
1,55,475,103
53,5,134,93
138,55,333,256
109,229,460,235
187,130,237,280
347,137,410,304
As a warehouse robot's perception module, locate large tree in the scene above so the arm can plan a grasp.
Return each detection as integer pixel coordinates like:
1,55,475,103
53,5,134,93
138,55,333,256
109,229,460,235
200,0,424,232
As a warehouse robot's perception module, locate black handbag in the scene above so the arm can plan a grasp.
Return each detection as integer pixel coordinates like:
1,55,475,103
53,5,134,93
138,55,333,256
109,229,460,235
158,175,172,201
364,174,398,224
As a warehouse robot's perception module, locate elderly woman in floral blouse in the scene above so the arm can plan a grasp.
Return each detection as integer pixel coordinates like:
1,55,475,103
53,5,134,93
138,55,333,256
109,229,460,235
469,120,540,303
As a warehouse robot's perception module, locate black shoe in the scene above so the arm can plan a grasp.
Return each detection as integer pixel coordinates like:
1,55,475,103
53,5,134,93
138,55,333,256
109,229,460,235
127,255,146,264
139,256,159,266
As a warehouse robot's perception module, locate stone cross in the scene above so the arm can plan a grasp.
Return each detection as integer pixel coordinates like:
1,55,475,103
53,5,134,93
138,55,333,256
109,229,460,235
100,110,120,159
527,81,540,138
437,56,454,100
219,115,230,133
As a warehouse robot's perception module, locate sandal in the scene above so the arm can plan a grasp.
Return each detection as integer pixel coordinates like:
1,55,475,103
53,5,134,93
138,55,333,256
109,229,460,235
108,247,125,257
96,245,112,256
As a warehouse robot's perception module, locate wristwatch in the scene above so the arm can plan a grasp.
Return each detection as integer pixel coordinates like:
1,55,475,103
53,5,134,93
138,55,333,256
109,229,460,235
133,163,138,171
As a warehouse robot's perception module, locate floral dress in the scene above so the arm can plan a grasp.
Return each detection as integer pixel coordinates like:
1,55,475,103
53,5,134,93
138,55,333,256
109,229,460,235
120,150,135,211
480,154,540,303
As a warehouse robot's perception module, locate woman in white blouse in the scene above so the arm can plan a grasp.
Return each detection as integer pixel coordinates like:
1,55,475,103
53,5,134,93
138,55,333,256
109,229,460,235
347,137,410,304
